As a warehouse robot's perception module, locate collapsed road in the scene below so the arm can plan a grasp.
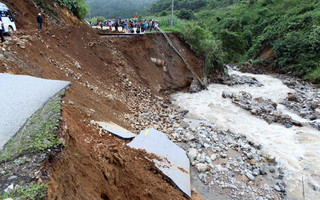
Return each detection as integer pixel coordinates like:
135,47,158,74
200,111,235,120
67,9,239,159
2,1,317,200
0,0,203,199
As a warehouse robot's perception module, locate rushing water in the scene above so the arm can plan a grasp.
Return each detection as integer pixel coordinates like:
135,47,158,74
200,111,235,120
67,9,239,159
171,68,320,199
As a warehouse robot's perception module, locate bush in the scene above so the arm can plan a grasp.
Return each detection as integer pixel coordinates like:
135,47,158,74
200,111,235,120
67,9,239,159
160,10,168,16
33,0,88,19
220,29,246,62
90,16,106,23
273,29,320,77
151,15,225,75
177,8,194,20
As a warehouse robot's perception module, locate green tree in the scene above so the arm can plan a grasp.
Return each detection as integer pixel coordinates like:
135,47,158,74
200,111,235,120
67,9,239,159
177,9,194,20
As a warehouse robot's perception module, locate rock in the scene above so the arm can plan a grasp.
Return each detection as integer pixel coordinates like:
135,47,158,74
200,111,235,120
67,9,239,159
0,53,5,60
240,61,252,72
277,182,286,192
245,172,255,181
226,183,238,190
205,156,212,164
291,119,303,127
252,168,260,176
8,175,17,180
75,61,82,69
106,94,115,101
274,185,281,192
287,94,299,102
163,66,167,72
267,155,276,163
220,153,227,158
195,163,208,173
247,181,254,186
188,148,198,162
266,194,272,199
210,154,217,161
189,79,201,93
198,173,207,182
4,183,14,193
203,143,210,148
17,41,26,49
150,57,165,67
215,164,224,171
197,153,206,163
180,121,189,129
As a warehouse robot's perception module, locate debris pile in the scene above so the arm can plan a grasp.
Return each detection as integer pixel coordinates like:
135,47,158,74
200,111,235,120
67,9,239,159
222,91,303,128
279,76,320,130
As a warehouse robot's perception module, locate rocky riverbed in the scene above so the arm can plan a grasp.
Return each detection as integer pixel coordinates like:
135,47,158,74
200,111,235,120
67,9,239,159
171,119,285,200
277,75,320,130
84,65,320,199
171,67,320,199
96,74,286,199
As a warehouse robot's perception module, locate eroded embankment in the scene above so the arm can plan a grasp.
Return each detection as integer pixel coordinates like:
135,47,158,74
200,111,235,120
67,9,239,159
0,22,204,199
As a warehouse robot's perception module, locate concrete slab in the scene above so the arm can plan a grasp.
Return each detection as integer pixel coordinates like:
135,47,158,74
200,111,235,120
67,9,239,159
97,122,136,140
0,73,70,150
128,128,191,197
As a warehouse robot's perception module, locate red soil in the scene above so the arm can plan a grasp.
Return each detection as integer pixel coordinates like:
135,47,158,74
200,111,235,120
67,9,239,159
0,1,204,199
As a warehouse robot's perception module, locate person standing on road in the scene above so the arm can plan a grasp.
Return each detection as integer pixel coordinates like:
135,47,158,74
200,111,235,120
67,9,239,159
37,13,43,30
115,20,119,31
154,20,159,30
149,20,153,32
0,15,5,43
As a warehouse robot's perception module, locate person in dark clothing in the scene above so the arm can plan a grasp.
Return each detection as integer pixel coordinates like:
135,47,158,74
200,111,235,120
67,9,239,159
0,16,5,43
115,20,119,31
121,21,125,32
37,13,43,30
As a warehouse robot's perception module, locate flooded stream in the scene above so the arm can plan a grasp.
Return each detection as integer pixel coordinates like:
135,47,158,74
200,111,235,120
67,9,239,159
172,68,320,199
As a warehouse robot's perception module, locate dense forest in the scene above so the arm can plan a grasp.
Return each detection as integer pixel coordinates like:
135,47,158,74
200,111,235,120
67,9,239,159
86,0,158,19
147,0,320,83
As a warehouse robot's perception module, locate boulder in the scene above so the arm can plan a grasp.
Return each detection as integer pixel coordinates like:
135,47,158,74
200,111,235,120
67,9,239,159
187,148,198,162
195,163,208,173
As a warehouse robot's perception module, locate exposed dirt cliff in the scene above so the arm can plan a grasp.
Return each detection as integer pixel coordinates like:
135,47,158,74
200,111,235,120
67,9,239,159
0,1,204,199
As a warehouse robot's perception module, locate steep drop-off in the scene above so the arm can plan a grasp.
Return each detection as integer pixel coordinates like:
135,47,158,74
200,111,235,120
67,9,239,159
0,0,204,199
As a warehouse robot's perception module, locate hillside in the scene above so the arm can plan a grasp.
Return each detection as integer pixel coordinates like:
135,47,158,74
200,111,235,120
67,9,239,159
86,0,158,19
149,0,320,83
0,0,204,199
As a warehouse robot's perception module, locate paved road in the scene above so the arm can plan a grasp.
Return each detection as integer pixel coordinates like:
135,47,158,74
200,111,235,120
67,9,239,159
0,73,70,150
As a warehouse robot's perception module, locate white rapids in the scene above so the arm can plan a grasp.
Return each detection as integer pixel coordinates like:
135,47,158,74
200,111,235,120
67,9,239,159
171,68,320,200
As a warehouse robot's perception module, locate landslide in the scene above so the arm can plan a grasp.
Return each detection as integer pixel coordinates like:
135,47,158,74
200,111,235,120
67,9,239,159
0,1,203,199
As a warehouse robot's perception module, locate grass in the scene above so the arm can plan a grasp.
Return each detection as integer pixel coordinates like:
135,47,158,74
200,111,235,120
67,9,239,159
0,90,66,162
148,0,320,83
0,183,47,200
304,67,320,83
144,15,225,76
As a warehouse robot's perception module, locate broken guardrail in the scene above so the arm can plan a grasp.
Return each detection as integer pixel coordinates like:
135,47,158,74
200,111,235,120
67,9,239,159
156,26,207,90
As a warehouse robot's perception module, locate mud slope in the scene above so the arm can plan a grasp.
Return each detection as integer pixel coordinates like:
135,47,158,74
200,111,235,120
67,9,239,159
0,1,204,199
1,0,81,29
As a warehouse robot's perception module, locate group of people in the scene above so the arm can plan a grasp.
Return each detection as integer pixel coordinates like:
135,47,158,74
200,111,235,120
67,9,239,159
95,19,159,34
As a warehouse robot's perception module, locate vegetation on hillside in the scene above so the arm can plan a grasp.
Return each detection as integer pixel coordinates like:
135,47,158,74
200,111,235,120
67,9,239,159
149,0,320,83
0,183,47,200
33,0,88,19
86,0,158,19
151,16,225,76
